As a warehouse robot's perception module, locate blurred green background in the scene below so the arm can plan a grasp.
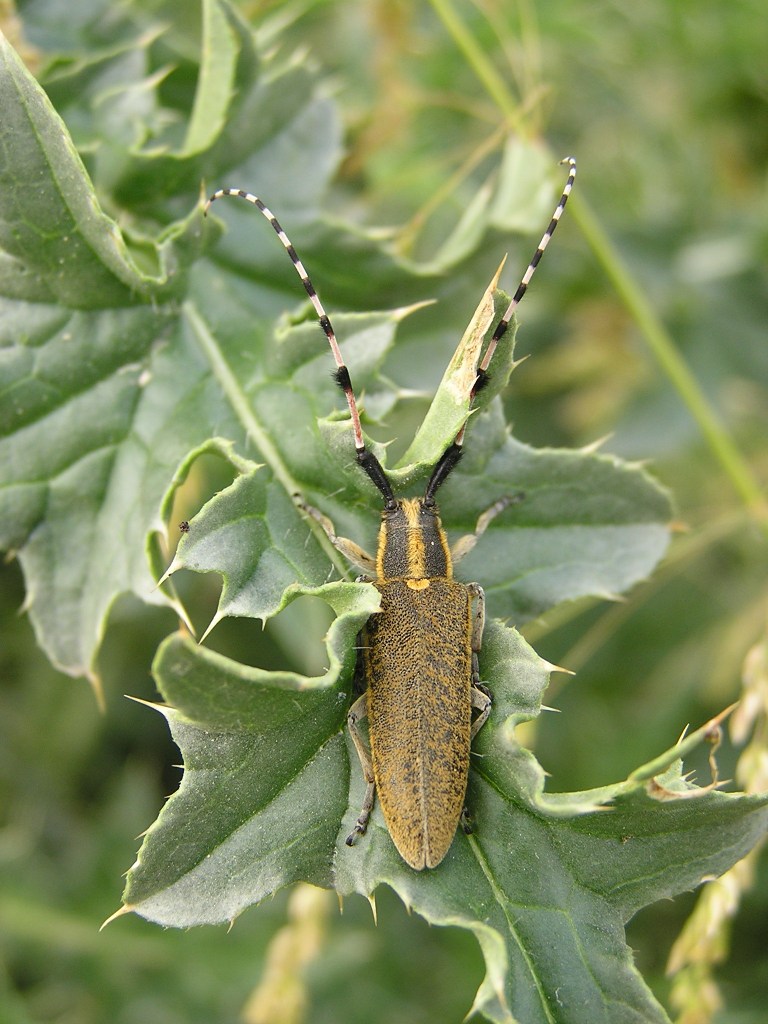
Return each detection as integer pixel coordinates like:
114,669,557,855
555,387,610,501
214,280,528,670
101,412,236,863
1,0,766,1021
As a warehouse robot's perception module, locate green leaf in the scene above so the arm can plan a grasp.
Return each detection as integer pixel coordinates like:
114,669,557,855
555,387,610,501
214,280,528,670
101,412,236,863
396,260,515,474
182,0,240,157
0,34,170,304
126,614,768,1023
442,420,673,621
0,31,202,678
160,451,354,630
0,21,345,680
124,578,379,926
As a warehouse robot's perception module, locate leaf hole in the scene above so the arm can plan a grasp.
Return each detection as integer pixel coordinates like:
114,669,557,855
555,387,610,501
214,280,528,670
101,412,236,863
204,595,335,678
165,453,240,546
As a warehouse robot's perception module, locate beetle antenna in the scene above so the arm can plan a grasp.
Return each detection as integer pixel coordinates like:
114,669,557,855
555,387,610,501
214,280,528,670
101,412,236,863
476,156,576,383
205,189,395,504
425,156,576,501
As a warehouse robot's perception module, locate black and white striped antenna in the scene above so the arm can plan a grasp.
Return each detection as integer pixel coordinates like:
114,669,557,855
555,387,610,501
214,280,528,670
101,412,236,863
205,155,576,505
425,156,576,499
204,188,394,502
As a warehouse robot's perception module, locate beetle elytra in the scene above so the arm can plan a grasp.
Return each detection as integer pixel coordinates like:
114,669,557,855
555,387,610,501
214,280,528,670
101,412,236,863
205,157,575,869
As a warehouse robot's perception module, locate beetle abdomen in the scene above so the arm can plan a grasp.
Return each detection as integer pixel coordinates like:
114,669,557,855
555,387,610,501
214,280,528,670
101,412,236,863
363,578,473,869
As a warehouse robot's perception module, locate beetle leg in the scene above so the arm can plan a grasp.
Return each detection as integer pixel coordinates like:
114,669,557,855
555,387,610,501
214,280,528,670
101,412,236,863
468,581,485,652
294,497,377,574
351,633,368,696
345,692,376,845
450,492,525,565
470,682,492,739
467,583,491,739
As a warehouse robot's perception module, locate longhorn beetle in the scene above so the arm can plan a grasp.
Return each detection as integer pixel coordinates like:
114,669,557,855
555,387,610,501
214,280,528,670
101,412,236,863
205,157,576,869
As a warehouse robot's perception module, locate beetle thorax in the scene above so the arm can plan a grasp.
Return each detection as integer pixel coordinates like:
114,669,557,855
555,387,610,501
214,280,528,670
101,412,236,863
375,497,453,581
